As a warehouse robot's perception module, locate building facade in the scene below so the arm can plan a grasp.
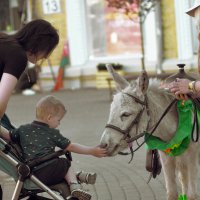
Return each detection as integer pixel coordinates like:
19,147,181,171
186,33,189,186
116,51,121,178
0,0,198,90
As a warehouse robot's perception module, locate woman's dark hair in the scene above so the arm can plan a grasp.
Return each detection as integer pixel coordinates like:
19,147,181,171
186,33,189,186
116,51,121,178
1,19,59,58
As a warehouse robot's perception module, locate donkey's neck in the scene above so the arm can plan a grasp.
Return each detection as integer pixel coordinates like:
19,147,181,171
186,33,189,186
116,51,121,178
146,89,178,142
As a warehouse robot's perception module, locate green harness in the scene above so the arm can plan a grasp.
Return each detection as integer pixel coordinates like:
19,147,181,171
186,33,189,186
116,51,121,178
145,100,200,156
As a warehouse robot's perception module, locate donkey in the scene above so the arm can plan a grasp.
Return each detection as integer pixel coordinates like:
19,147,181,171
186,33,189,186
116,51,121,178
100,65,200,200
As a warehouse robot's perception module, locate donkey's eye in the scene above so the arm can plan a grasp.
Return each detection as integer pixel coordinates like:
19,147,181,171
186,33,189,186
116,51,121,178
121,112,131,120
122,112,131,117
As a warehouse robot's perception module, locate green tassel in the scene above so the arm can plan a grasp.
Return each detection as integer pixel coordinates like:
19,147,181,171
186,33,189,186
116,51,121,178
178,194,187,200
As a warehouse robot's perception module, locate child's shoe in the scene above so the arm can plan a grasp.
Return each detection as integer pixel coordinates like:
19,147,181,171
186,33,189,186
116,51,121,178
70,183,91,200
76,171,97,184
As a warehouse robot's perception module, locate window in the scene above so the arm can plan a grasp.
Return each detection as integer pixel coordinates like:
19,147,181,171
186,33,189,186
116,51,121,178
86,0,141,58
189,0,198,54
0,0,26,32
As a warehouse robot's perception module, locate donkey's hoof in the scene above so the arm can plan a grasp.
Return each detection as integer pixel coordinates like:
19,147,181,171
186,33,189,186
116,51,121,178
167,194,178,200
188,194,200,200
193,194,200,200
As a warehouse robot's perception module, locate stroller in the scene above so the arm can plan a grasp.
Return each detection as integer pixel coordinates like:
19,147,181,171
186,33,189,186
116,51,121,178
0,114,77,200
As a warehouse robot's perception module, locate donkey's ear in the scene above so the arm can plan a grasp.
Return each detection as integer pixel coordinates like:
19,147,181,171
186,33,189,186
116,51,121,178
136,70,149,95
106,64,129,91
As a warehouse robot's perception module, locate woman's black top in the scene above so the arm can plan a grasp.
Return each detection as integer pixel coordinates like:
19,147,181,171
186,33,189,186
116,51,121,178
0,40,27,80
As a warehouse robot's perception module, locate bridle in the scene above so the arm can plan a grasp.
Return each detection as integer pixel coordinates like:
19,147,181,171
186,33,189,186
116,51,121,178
105,92,148,143
105,92,149,162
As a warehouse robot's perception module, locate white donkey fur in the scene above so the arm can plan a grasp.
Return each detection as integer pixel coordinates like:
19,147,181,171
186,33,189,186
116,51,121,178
100,65,200,200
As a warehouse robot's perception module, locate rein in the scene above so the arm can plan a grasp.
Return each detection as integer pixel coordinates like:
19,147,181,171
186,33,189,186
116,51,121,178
127,98,177,154
128,98,177,143
189,97,200,142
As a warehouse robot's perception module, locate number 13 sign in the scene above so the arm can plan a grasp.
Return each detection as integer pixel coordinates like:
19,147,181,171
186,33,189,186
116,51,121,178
42,0,61,14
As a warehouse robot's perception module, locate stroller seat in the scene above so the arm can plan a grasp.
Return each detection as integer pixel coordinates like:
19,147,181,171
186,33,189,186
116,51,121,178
0,114,77,200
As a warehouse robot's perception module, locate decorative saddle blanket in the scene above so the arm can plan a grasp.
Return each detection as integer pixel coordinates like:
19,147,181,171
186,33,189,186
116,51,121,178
145,100,200,157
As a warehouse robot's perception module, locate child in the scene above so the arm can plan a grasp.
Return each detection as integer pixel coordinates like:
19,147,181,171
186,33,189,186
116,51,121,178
1,95,107,200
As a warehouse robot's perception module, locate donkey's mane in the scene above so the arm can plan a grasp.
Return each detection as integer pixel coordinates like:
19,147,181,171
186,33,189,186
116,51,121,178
148,78,173,100
148,78,162,92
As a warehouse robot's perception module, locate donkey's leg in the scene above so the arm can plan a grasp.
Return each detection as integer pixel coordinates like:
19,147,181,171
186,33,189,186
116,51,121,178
187,161,198,200
186,145,199,200
159,152,178,200
178,160,188,196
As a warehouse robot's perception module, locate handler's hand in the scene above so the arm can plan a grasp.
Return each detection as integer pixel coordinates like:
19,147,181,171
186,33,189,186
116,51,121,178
169,78,190,94
159,79,190,100
174,93,189,100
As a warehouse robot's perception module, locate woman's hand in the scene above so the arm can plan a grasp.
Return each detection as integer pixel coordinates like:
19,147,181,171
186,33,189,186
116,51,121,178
169,78,191,95
160,78,191,100
173,93,189,100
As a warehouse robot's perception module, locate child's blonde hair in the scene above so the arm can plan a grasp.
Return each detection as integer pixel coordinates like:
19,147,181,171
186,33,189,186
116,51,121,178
36,95,66,120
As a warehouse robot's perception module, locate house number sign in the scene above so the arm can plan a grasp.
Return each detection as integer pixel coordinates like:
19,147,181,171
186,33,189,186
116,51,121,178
42,0,61,14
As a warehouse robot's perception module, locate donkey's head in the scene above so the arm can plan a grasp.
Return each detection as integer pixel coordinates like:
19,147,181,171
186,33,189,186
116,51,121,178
100,64,150,156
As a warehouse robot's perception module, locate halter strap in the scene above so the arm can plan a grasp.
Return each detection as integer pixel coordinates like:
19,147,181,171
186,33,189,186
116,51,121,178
105,109,144,139
105,92,147,141
124,92,146,106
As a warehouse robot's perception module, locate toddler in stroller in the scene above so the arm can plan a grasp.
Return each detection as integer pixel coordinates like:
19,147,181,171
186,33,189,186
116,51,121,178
0,95,107,200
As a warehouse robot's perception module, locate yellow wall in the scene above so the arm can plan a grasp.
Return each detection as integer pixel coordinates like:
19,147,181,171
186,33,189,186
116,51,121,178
30,0,67,67
161,0,178,59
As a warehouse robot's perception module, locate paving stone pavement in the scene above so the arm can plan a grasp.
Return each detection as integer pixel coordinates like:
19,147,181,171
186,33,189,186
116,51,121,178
0,88,199,200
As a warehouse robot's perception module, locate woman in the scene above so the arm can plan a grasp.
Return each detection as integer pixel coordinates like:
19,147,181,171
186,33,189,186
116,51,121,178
0,19,59,119
0,18,59,199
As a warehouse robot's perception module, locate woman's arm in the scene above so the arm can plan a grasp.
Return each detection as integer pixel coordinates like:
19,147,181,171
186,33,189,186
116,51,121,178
0,126,11,141
65,143,107,158
192,80,200,93
0,73,17,118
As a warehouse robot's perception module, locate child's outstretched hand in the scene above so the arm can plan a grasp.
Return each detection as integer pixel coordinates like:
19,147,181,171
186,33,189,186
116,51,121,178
91,146,107,157
66,143,107,157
